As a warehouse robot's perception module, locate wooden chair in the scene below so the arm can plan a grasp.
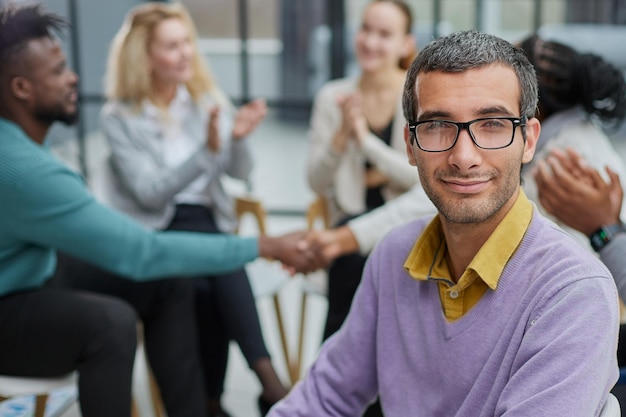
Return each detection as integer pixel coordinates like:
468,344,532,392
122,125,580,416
0,329,165,417
234,194,329,385
234,195,294,384
291,195,330,382
0,373,77,417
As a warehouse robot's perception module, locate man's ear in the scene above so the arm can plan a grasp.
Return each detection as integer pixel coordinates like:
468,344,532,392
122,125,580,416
522,117,541,164
9,76,33,102
404,124,417,166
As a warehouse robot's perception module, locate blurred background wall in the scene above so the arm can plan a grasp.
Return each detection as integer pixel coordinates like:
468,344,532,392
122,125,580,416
13,0,626,178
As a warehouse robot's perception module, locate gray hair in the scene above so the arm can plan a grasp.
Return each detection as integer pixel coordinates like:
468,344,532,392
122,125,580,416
402,30,538,123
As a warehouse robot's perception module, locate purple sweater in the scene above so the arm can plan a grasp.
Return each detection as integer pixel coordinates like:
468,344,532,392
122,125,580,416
269,211,619,416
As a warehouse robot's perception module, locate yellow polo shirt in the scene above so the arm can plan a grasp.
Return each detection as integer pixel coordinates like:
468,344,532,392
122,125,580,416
403,190,533,321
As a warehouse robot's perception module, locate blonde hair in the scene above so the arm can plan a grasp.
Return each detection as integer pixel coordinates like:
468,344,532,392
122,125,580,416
104,2,229,109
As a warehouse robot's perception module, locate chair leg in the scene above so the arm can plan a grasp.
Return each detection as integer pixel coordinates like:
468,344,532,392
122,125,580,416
149,371,166,417
273,293,297,386
131,399,139,417
34,394,48,417
296,291,308,382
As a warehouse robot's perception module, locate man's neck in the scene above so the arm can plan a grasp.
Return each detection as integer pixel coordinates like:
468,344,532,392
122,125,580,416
0,110,49,144
439,205,512,282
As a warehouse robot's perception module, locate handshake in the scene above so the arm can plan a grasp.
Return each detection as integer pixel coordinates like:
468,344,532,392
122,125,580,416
258,226,358,274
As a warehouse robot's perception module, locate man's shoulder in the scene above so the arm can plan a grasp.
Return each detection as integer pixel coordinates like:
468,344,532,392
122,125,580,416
520,214,613,285
0,127,51,186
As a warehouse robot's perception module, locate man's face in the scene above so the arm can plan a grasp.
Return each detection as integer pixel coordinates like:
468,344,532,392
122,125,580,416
405,65,539,225
21,37,78,125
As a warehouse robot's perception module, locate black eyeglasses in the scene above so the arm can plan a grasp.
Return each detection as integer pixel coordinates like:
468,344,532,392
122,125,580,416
407,116,527,152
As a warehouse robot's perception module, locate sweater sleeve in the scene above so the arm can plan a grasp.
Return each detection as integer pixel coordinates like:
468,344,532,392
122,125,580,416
495,276,619,416
5,161,258,280
101,105,219,211
599,233,626,302
306,84,345,195
348,184,437,254
359,112,418,190
268,252,381,416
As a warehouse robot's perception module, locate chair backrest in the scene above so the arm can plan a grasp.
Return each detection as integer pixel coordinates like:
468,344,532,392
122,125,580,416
600,393,621,417
234,196,267,235
306,195,330,231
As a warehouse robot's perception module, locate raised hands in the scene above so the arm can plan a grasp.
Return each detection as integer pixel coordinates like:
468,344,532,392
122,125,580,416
232,98,267,140
333,92,369,152
534,148,623,236
206,106,221,152
206,98,267,151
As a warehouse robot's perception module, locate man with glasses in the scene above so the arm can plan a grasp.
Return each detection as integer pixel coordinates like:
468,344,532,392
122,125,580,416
270,30,618,416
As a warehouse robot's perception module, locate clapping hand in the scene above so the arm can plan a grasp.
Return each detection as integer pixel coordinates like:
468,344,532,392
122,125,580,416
534,148,623,236
206,106,221,152
232,98,267,140
334,92,369,151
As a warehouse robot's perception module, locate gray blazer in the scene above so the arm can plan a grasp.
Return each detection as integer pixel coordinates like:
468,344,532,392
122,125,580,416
98,95,252,232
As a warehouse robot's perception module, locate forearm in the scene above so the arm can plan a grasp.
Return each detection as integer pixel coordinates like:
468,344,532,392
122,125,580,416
307,143,343,194
9,166,259,280
348,185,437,255
360,132,419,189
223,139,253,180
111,148,217,209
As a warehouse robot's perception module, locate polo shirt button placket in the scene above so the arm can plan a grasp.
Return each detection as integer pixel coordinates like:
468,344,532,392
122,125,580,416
449,290,459,299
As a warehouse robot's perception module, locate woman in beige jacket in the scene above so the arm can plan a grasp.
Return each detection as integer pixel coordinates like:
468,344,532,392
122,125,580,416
307,2,419,416
307,0,419,226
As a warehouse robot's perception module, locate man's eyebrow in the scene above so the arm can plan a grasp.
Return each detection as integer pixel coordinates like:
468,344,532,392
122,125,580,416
475,106,515,116
417,106,516,121
417,111,450,121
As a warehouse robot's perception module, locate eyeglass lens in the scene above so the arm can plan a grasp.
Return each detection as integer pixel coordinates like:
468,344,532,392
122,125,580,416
415,118,515,151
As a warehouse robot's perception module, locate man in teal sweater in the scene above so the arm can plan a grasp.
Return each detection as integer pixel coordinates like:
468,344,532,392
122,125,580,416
0,4,314,417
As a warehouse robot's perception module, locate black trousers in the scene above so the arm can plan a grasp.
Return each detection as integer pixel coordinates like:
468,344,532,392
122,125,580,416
323,214,384,417
0,276,203,417
47,257,206,417
167,204,270,398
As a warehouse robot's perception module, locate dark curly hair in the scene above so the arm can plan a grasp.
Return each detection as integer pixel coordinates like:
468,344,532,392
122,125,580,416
0,3,66,80
520,35,626,130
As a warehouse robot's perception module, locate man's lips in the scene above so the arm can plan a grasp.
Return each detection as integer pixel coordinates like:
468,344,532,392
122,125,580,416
442,178,491,194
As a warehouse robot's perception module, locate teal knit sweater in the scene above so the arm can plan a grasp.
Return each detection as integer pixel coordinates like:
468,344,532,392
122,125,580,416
0,118,258,297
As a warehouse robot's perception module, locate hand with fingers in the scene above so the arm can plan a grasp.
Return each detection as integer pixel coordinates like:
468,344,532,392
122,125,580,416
306,226,361,268
206,106,221,152
232,98,268,140
258,231,326,275
334,92,369,152
533,147,623,236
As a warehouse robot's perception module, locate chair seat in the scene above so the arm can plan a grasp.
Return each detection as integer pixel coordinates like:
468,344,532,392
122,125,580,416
0,374,77,417
600,393,621,417
0,374,76,398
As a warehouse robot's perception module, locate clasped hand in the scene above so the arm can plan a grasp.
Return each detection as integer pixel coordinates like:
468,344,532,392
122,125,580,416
265,229,346,275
